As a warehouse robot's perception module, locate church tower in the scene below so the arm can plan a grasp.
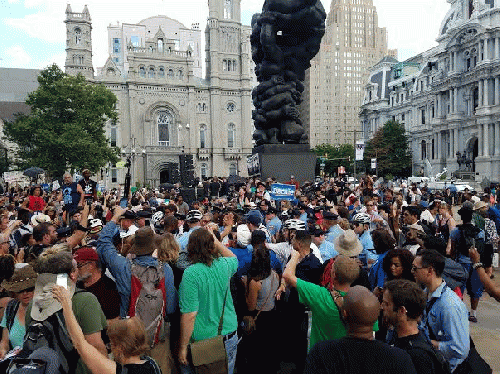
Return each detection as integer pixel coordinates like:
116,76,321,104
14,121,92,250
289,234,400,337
205,0,250,88
64,4,94,79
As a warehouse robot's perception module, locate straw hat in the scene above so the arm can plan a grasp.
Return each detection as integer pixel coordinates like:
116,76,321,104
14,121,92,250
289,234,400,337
334,230,363,257
1,265,37,293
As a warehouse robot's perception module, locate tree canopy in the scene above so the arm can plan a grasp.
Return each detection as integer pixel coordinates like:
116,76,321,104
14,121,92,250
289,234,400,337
313,143,354,176
364,120,412,178
4,64,119,179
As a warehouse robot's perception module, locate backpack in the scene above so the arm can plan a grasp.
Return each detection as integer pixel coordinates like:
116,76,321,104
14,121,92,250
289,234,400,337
408,339,451,374
456,224,485,259
17,290,88,374
128,262,167,348
5,299,20,334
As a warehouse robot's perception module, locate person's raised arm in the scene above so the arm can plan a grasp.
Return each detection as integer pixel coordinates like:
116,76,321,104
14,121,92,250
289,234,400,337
52,286,116,374
66,204,89,249
282,249,300,288
470,248,500,302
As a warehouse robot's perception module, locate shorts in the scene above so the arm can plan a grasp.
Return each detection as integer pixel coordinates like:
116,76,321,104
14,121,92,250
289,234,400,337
460,262,484,299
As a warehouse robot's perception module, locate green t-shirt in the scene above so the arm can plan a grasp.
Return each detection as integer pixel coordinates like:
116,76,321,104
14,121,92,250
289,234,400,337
26,290,107,374
179,256,238,341
297,279,379,351
297,278,347,350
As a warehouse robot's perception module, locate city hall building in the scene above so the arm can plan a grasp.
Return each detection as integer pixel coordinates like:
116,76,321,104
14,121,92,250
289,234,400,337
64,2,253,187
360,0,500,183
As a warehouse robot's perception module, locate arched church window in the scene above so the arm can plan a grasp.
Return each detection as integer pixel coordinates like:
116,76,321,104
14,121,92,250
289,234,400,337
158,39,164,53
227,123,236,148
139,66,146,78
200,125,207,149
149,45,154,53
229,163,237,176
107,68,115,76
148,66,155,78
159,67,165,78
75,27,82,45
178,70,184,80
232,60,237,71
157,110,173,146
168,69,174,78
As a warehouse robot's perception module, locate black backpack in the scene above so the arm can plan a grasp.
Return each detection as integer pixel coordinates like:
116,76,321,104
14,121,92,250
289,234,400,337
456,224,485,259
408,339,451,374
17,290,87,374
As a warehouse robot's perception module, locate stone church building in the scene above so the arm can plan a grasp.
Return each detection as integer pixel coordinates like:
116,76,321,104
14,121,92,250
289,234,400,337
64,2,253,188
360,0,500,183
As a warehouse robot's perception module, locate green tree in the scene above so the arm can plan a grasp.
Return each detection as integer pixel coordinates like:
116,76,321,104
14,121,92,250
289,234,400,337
4,64,119,179
313,143,354,176
364,120,412,178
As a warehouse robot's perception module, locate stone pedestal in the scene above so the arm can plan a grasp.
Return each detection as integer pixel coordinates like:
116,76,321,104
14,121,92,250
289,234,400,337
253,144,316,183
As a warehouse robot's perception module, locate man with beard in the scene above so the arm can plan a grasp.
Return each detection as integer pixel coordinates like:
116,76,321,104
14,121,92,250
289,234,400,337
73,246,121,320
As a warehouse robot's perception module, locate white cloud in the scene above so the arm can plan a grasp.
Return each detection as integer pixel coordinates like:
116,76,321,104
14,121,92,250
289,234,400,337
4,45,32,67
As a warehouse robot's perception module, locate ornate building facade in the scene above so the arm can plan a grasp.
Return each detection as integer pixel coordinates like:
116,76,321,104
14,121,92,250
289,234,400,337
65,2,253,188
302,0,396,147
360,0,500,182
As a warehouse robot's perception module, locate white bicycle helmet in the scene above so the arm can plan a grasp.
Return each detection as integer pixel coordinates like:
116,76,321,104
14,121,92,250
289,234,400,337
284,219,306,231
152,211,165,226
351,212,371,225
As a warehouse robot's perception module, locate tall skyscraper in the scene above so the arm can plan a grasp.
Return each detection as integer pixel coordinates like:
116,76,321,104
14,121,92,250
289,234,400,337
302,0,396,147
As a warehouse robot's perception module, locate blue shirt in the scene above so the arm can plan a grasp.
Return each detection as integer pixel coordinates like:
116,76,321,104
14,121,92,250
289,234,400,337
420,281,469,372
96,221,178,318
231,245,282,278
317,240,338,262
368,252,388,289
176,226,202,269
266,216,282,237
358,230,378,266
325,225,343,244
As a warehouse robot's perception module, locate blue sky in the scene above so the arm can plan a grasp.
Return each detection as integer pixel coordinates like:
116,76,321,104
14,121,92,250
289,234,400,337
1,0,450,71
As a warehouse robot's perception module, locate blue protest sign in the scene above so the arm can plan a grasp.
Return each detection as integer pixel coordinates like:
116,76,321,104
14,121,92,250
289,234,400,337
270,183,296,202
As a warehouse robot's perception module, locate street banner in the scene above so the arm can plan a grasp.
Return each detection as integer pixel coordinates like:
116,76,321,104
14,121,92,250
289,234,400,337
247,154,261,177
355,141,365,161
270,183,296,202
371,158,377,170
338,166,346,174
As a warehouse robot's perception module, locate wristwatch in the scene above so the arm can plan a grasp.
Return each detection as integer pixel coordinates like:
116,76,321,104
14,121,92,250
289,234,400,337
472,262,484,270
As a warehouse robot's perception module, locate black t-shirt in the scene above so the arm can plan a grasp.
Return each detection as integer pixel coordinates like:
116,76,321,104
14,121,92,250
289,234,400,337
394,333,438,374
304,337,417,374
116,358,159,374
80,275,121,320
78,178,97,200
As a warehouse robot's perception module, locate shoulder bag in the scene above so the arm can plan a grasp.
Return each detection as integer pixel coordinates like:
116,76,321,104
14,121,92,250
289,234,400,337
189,263,231,374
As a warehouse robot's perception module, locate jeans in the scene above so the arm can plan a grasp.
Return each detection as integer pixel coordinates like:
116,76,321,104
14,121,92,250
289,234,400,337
180,332,239,374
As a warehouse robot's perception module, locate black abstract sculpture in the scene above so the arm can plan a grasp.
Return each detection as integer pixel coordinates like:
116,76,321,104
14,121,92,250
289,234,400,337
251,0,326,145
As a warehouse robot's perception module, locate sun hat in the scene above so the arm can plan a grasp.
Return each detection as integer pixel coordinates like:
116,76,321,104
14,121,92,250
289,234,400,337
31,273,76,321
334,230,363,257
1,265,37,293
473,201,488,211
129,227,156,256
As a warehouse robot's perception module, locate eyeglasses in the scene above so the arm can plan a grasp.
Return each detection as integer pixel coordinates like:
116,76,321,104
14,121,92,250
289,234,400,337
411,265,427,272
20,287,35,293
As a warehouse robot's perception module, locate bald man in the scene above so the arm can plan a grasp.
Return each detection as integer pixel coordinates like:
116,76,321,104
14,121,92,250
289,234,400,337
304,286,417,374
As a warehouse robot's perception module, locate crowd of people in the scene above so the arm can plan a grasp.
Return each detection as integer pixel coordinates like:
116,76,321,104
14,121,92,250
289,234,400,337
0,170,498,374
